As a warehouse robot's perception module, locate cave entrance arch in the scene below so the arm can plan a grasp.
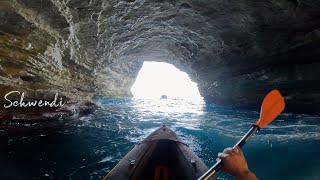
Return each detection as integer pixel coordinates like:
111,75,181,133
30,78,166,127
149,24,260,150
130,61,202,100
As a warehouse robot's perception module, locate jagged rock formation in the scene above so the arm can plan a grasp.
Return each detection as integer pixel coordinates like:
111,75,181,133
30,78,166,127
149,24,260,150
0,0,320,113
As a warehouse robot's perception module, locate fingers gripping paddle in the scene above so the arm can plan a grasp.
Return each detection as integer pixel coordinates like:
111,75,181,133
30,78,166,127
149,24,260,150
198,89,285,180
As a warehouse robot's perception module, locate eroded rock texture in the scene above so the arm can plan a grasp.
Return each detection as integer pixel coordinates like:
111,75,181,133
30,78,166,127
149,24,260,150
0,0,320,113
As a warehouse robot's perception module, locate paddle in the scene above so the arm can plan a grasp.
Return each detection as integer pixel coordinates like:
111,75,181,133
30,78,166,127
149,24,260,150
198,89,285,180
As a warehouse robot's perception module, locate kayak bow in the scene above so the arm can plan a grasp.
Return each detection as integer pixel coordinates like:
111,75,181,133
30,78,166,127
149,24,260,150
104,125,215,180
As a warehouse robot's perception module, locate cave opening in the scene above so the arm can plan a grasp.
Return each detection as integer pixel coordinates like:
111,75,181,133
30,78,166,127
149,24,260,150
130,61,202,100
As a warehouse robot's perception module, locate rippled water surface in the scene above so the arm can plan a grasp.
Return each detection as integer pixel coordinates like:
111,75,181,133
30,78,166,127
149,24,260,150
1,98,320,179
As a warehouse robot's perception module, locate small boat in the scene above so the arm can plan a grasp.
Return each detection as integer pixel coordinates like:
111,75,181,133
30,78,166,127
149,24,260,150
104,125,215,180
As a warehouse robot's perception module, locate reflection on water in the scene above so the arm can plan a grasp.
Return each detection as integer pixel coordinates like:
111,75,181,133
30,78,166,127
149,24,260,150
133,99,205,115
1,98,320,180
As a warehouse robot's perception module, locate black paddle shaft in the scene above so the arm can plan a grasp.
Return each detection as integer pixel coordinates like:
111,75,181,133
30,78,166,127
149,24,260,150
235,125,260,148
198,125,260,180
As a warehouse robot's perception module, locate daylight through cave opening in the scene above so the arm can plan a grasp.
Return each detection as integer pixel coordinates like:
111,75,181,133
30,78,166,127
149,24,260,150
130,61,202,100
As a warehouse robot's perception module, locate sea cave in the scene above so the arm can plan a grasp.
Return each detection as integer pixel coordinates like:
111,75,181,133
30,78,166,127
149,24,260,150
0,0,320,179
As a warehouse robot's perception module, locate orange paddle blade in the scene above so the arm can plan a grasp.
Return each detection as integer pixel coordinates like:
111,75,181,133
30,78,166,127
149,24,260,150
256,89,285,128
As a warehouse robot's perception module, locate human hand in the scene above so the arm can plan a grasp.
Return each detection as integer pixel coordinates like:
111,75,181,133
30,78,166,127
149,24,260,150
217,146,257,180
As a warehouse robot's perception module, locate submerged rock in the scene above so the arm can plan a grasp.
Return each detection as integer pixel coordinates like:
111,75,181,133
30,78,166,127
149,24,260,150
160,95,168,99
0,100,98,137
0,0,319,114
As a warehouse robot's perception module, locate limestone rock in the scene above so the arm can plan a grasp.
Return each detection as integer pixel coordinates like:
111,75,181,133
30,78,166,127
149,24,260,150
0,0,319,114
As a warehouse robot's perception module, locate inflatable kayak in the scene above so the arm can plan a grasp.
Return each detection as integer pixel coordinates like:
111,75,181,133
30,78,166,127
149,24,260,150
104,125,215,180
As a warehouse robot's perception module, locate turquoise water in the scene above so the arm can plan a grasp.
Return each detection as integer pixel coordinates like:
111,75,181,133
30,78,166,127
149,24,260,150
1,98,320,179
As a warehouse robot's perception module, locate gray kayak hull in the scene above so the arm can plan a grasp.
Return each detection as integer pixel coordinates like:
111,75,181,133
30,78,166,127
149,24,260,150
104,125,215,180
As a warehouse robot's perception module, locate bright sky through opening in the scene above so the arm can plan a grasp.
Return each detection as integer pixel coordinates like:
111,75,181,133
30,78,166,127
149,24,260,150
131,62,203,100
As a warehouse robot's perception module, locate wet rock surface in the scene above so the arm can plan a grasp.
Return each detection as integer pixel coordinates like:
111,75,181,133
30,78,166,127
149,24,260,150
0,0,320,114
0,100,98,135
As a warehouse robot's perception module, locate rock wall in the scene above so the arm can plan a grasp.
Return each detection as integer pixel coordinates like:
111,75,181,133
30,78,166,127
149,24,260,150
0,0,320,113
